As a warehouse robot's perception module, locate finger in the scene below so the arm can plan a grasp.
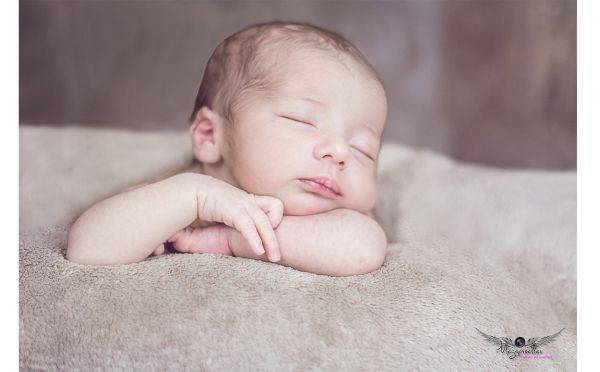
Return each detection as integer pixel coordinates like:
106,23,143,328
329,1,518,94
246,205,280,262
183,231,204,254
169,227,194,252
172,235,191,253
233,213,265,256
152,244,165,256
254,195,284,229
167,227,189,243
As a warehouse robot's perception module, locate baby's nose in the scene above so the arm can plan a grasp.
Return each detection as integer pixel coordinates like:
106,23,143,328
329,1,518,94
314,137,349,169
322,154,346,170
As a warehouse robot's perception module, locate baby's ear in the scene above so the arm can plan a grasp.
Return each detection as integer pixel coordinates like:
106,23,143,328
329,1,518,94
189,107,225,164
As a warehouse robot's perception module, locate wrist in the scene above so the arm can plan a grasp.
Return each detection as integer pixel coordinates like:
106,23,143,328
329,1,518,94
167,172,207,193
184,173,215,220
170,172,211,216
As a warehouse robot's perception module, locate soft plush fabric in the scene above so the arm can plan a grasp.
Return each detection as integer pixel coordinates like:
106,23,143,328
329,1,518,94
20,125,576,370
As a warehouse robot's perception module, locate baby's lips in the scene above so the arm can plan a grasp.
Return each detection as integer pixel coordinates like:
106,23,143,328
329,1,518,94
300,176,342,196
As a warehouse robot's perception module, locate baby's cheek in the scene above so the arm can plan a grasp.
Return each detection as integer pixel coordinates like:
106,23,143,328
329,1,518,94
345,181,377,213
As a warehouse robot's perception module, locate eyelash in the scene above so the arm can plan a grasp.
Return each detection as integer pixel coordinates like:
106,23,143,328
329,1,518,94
281,115,375,161
352,147,374,161
281,115,314,126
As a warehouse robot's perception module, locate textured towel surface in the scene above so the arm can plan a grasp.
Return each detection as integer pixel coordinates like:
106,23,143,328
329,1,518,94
20,126,576,370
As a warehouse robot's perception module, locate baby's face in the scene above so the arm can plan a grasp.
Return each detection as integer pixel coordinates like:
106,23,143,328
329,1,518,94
221,50,387,216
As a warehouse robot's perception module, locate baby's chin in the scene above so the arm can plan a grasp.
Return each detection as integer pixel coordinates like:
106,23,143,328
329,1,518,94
276,192,340,216
280,193,344,216
283,204,334,216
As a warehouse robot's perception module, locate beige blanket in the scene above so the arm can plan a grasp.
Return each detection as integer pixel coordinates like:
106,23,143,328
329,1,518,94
20,125,576,370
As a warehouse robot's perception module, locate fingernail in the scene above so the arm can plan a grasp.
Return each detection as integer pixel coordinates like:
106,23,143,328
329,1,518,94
271,254,280,262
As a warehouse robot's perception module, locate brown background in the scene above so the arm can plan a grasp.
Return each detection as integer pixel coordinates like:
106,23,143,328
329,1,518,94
19,0,576,170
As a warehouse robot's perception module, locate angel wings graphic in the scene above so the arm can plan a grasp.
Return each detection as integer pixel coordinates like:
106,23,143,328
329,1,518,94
475,327,565,352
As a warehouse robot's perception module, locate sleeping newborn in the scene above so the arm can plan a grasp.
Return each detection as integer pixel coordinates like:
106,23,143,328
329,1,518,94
67,22,388,276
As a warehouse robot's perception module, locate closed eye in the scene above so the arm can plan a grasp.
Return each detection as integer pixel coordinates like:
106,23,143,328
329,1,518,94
352,146,375,161
280,115,314,126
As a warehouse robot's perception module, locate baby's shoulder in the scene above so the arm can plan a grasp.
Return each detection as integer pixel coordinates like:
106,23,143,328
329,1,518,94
178,161,204,176
147,161,205,182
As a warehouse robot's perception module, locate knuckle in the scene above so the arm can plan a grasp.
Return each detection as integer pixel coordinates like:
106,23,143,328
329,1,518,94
246,193,257,204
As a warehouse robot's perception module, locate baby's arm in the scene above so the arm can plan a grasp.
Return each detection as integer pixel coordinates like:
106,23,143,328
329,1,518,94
68,170,386,275
168,209,387,277
67,173,201,264
235,209,387,276
67,172,282,265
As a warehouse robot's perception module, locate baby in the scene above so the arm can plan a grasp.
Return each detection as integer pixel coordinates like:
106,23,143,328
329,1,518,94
66,22,388,276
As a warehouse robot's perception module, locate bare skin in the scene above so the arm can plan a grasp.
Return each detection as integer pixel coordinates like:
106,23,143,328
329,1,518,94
67,171,386,276
99,164,387,277
66,48,389,276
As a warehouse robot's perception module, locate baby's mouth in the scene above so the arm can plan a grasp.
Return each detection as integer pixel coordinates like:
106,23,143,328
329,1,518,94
298,177,342,199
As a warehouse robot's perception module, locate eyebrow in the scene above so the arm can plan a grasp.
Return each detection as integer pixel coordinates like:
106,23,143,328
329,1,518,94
297,97,324,106
354,124,382,142
363,125,381,138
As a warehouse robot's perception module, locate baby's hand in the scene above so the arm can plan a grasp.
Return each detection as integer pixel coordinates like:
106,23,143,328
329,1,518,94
153,225,232,256
193,176,283,262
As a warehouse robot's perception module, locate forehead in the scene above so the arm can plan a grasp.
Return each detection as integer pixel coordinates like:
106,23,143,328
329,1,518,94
269,49,388,132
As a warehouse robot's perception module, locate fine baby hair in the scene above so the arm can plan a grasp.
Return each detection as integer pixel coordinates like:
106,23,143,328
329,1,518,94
190,21,383,125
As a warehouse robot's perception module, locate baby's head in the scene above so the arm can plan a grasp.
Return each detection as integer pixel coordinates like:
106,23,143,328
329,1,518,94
189,22,387,216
